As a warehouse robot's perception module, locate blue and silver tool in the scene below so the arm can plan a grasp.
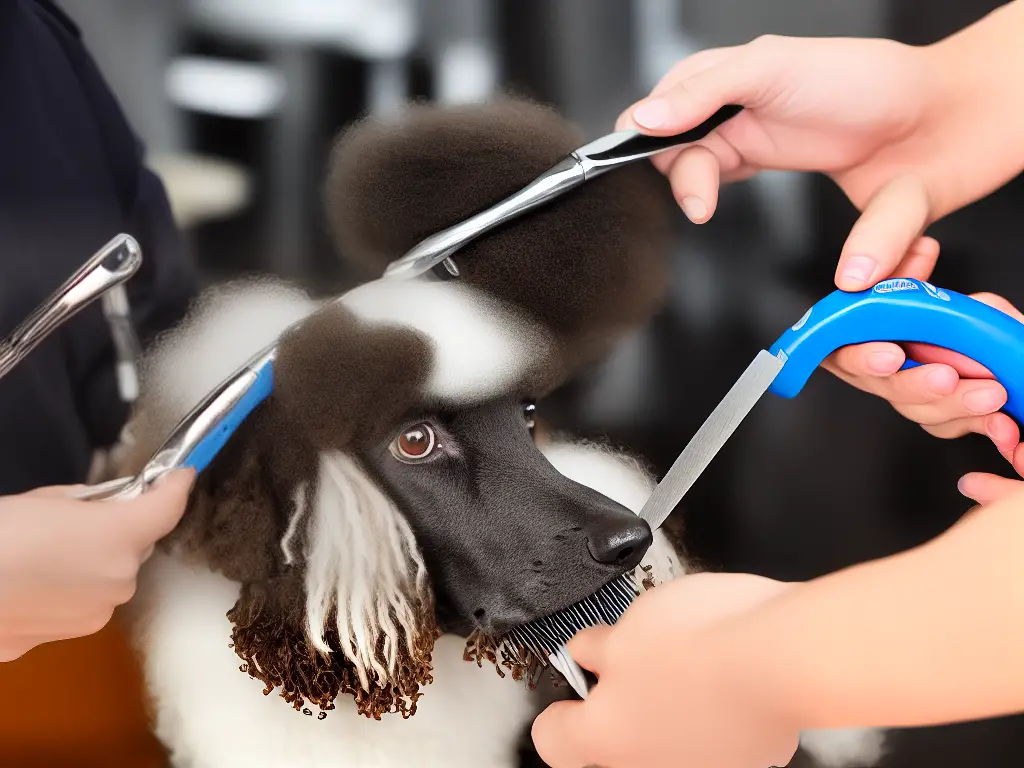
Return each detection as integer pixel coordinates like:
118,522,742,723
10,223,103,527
637,277,1024,532
527,276,1024,700
76,344,277,500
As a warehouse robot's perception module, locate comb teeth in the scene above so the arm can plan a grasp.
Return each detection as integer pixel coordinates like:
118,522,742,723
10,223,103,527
499,571,641,664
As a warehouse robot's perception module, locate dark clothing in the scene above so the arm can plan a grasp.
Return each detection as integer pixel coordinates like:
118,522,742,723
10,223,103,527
0,1,197,494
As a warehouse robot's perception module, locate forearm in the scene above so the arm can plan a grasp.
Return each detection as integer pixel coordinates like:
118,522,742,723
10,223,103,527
712,490,1024,731
919,0,1024,217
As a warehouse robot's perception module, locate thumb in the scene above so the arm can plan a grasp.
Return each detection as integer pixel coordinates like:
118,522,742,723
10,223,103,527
836,174,933,291
117,468,195,543
958,473,1024,507
531,699,594,768
565,624,613,673
625,48,774,134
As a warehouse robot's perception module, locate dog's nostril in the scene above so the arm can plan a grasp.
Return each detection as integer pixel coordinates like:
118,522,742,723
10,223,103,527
586,519,652,567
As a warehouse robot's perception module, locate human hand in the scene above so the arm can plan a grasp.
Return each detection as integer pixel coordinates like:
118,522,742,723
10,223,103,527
958,472,1024,508
616,33,949,287
0,469,193,661
826,287,1024,476
531,572,799,768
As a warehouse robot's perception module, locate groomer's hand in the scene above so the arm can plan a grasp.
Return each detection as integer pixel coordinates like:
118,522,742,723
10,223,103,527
619,34,1024,470
616,34,943,275
532,573,799,768
0,469,193,661
828,287,1024,476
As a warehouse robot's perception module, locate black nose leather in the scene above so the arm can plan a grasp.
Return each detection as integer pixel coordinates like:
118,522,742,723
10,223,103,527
586,518,653,568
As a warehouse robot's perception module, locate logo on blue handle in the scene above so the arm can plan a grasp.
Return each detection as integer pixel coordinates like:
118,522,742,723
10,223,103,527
873,278,919,295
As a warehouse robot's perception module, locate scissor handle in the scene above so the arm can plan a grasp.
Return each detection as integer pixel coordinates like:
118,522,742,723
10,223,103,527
767,278,1024,424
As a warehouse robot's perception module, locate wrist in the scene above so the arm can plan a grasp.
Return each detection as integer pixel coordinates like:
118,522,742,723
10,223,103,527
914,1,1024,217
702,580,816,733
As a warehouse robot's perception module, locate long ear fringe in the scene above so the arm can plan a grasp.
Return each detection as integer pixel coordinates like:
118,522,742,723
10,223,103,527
228,578,442,720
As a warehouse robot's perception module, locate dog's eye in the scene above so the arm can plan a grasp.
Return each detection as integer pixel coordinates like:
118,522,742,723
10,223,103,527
392,423,437,462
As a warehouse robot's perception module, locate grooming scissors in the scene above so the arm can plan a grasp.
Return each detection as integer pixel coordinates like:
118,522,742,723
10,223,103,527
0,234,142,380
75,345,277,501
383,105,744,281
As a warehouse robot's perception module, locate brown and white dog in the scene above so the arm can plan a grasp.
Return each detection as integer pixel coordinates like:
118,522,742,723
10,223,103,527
113,97,885,768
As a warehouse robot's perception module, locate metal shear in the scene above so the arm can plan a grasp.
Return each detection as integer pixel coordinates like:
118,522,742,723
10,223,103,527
0,234,142,381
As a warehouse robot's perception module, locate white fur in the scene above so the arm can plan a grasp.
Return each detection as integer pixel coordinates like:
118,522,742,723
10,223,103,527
304,452,429,689
141,278,319,424
540,438,685,585
341,278,554,404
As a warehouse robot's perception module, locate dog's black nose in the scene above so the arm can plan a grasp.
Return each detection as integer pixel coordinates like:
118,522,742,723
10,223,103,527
586,517,652,568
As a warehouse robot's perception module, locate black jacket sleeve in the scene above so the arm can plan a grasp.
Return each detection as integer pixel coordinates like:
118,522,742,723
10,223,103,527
0,1,198,494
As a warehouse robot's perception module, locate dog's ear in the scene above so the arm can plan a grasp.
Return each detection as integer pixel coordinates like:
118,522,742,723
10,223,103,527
325,94,674,383
173,414,442,720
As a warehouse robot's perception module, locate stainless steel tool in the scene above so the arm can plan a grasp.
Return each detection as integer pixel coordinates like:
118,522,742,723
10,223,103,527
75,345,278,501
0,234,142,380
383,105,743,281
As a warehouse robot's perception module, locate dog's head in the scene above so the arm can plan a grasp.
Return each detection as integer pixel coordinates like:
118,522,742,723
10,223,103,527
120,96,672,719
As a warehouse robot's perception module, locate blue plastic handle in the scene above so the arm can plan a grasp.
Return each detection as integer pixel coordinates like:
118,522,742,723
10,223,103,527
767,278,1024,424
180,361,275,473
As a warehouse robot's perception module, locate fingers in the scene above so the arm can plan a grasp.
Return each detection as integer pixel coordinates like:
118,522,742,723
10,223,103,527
531,699,595,768
24,484,88,499
836,175,934,291
666,145,720,222
957,472,1024,506
925,413,1019,460
624,47,776,135
566,625,613,672
114,468,195,545
892,235,941,281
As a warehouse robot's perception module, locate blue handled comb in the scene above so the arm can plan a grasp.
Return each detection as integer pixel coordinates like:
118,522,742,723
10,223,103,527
636,277,1024,532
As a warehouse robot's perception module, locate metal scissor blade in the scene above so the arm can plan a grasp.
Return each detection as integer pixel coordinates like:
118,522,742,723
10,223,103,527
638,349,786,531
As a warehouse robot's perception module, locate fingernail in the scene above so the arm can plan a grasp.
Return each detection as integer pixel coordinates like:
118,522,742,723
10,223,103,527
681,196,707,222
632,99,672,129
867,350,902,375
840,255,879,287
925,367,958,394
964,388,1004,414
957,476,970,496
985,416,1008,443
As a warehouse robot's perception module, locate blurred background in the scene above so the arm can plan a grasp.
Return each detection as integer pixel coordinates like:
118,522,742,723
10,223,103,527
3,0,1023,765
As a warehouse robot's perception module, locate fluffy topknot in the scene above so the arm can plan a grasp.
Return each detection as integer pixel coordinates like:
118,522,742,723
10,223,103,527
325,95,673,375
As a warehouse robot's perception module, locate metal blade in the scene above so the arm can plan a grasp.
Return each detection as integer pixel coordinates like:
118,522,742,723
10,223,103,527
638,349,786,530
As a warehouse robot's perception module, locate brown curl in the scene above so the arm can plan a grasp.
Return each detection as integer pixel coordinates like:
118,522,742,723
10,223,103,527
227,580,442,720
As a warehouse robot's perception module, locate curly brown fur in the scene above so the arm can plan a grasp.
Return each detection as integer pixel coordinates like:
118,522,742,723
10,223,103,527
325,95,673,384
228,576,441,720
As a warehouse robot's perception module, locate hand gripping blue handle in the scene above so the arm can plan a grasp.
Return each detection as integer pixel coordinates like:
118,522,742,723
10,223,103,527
180,361,275,474
767,278,1024,424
